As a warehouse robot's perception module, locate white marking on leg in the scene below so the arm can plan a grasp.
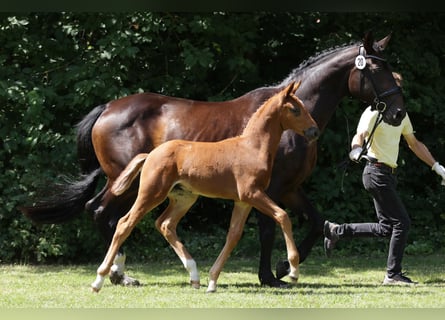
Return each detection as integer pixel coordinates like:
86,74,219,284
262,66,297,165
91,275,105,292
180,258,200,288
288,265,299,284
206,280,217,293
111,252,126,275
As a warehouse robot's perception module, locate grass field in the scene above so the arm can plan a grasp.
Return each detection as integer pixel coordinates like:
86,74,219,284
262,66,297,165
1,252,445,309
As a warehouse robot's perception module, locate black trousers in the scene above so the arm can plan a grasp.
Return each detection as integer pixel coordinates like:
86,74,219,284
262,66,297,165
336,162,411,277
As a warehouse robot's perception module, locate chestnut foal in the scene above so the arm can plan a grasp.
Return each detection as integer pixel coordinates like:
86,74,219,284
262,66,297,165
91,81,319,293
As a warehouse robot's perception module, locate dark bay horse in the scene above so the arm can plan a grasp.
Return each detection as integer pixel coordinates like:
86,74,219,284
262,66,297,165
91,81,319,292
21,32,406,288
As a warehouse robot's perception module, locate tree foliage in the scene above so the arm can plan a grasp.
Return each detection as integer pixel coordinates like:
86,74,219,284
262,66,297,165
1,12,445,263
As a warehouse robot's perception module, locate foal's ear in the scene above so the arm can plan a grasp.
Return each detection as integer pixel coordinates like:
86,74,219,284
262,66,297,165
284,80,301,97
292,80,301,94
284,81,295,97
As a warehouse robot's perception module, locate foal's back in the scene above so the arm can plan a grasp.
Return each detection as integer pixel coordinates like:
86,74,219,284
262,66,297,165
140,136,266,201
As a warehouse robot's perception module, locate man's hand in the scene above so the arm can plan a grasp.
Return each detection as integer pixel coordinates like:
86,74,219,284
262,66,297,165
432,162,445,185
349,147,363,163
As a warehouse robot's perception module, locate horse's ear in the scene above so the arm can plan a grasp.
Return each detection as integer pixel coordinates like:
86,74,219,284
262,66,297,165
363,31,392,54
374,33,392,52
363,31,375,53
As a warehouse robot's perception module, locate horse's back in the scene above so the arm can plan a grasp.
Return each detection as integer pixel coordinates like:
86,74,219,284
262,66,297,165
91,88,279,179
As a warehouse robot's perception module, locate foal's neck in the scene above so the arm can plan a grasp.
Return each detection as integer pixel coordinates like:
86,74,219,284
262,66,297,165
240,98,284,155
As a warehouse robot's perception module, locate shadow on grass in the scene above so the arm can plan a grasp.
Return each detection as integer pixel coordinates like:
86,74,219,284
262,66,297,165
11,252,445,292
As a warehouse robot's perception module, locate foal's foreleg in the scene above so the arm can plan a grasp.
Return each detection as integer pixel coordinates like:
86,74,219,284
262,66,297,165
207,202,251,293
155,191,200,288
249,192,299,283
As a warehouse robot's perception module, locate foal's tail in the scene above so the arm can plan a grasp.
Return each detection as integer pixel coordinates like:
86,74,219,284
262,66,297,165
111,153,149,196
19,105,106,224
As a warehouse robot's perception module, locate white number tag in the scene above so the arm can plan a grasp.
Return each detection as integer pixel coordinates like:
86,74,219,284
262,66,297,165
355,55,366,70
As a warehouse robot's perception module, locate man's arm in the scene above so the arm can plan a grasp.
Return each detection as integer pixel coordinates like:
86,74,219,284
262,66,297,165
349,130,369,162
403,132,436,167
404,132,445,184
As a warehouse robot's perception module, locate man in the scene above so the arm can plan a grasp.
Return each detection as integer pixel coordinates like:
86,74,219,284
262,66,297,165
324,73,445,285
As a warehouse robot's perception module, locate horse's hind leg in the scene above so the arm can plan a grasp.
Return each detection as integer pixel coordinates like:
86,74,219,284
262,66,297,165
207,202,251,293
155,189,200,288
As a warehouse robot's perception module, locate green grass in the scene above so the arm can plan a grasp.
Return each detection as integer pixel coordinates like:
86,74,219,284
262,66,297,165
1,253,445,308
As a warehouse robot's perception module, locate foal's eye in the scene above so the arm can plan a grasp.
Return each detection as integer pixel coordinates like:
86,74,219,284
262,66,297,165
290,107,301,116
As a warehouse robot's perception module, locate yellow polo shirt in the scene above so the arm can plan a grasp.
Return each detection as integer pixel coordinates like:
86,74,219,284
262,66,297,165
357,106,413,168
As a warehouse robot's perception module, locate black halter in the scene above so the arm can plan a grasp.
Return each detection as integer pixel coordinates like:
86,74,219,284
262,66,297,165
357,45,402,113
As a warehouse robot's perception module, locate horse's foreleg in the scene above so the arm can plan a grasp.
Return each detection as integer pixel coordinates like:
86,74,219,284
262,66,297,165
155,190,200,288
249,192,300,283
207,202,251,293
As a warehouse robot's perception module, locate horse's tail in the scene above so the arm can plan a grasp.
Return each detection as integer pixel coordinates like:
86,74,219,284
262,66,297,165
19,105,107,224
111,153,149,196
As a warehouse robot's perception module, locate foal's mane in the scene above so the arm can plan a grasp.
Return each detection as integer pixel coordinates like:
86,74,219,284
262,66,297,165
242,86,286,136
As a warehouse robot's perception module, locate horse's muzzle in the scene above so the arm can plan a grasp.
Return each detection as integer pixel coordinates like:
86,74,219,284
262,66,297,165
385,107,406,126
304,126,320,143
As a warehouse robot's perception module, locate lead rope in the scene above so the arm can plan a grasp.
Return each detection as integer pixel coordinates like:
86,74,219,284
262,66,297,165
338,109,383,193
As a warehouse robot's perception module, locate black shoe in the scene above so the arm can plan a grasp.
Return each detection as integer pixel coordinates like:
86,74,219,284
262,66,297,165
323,220,339,258
383,273,418,285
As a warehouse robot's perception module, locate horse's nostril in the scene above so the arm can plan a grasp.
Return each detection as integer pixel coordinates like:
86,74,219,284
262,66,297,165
394,108,405,121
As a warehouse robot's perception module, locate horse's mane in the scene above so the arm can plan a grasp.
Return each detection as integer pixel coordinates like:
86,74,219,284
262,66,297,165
279,41,359,86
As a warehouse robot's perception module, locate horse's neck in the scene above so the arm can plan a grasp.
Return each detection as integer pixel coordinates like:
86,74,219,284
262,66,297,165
287,47,357,132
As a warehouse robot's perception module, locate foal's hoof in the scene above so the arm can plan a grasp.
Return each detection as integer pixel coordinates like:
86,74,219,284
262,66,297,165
110,271,141,286
289,276,299,284
275,260,290,280
91,286,101,293
190,280,201,289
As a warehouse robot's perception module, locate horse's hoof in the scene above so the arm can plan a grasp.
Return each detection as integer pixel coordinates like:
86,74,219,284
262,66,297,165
275,260,290,280
260,277,290,289
190,280,201,289
110,271,141,286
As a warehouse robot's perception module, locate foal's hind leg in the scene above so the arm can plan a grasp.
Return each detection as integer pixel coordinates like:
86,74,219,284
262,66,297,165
207,202,251,293
92,178,170,292
155,189,200,288
88,180,141,286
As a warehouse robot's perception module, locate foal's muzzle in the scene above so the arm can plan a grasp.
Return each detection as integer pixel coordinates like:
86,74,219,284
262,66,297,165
304,126,320,143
